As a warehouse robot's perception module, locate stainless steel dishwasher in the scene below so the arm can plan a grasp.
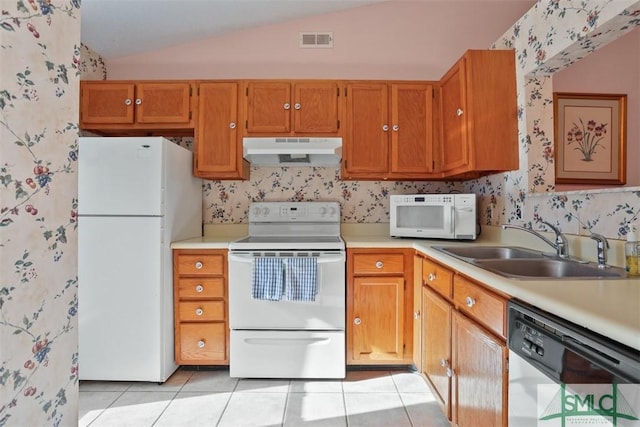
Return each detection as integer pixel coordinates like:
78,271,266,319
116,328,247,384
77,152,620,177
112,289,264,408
507,299,640,426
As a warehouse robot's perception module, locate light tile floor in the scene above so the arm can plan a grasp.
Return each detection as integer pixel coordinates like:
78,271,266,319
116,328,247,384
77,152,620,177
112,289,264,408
79,367,450,427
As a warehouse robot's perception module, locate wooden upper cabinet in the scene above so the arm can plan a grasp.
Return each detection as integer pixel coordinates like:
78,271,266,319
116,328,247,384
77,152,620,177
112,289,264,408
243,80,340,135
343,82,390,177
343,82,435,180
79,80,195,133
194,81,248,180
438,49,518,178
390,83,434,176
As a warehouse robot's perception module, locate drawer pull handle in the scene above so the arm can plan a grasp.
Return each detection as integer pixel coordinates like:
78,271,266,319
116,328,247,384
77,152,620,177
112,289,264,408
294,103,301,110
466,296,476,308
194,261,203,270
284,103,291,110
440,358,449,368
456,108,463,117
446,367,453,378
229,122,236,129
135,98,142,105
414,311,420,320
354,317,362,325
124,98,132,106
195,285,204,293
375,261,384,269
428,273,436,282
382,124,389,132
195,308,204,316
197,340,205,348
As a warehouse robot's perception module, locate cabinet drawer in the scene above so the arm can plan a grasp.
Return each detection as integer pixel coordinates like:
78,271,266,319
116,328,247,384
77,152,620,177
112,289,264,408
178,301,225,322
353,253,405,275
178,278,225,299
453,276,505,338
179,323,227,362
177,254,224,276
422,258,453,298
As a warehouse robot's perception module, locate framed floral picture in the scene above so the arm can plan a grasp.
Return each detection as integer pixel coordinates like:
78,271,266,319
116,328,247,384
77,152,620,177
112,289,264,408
553,92,627,185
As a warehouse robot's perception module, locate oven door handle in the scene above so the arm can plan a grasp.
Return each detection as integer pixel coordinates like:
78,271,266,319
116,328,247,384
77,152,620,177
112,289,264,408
228,253,345,264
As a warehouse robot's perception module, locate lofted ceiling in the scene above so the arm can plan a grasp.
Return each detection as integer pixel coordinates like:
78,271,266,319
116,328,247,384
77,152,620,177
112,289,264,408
81,0,388,59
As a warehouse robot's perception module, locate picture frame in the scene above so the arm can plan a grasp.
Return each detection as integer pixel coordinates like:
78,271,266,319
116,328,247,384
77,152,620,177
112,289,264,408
553,92,627,185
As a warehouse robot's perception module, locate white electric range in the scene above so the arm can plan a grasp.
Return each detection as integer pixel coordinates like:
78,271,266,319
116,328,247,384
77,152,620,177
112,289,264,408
227,201,346,379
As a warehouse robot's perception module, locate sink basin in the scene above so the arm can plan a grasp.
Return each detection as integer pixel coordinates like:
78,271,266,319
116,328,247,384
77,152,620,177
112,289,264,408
433,245,546,260
473,259,628,280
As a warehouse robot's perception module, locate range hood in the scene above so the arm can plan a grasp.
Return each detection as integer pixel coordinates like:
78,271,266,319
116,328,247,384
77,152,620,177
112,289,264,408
243,137,342,166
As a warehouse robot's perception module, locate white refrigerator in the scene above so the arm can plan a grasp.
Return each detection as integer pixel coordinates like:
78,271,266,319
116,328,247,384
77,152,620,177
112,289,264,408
78,137,202,382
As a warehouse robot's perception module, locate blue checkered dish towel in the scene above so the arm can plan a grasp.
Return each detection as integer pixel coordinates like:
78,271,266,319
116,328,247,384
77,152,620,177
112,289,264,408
284,257,318,302
252,257,285,301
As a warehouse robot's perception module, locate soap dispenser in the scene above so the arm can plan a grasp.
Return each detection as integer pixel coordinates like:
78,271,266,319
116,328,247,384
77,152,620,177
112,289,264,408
625,225,640,276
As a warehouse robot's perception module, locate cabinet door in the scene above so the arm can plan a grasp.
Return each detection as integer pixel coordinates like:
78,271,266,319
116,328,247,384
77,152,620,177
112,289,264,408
343,83,389,177
293,82,340,133
422,286,452,420
245,81,291,133
135,82,193,124
195,82,247,179
440,59,469,172
351,276,404,361
390,83,434,175
80,82,135,124
452,311,507,427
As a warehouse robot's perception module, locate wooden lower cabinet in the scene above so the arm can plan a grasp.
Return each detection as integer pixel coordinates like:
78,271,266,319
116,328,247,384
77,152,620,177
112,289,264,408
452,311,508,427
417,253,508,426
422,285,452,420
347,248,414,364
173,249,229,365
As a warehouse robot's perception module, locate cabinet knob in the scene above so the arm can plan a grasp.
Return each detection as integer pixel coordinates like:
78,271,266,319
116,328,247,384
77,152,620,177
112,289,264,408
382,124,389,132
446,367,453,378
354,317,362,325
197,340,206,348
440,358,449,368
195,285,204,293
294,103,301,110
392,124,399,132
229,122,236,129
124,98,132,106
456,108,463,117
284,103,291,110
375,261,384,269
413,311,420,320
135,98,142,105
428,273,436,282
465,296,476,308
195,308,204,316
194,261,203,270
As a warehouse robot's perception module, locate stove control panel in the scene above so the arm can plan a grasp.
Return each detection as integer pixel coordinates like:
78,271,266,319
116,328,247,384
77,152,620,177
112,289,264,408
249,202,340,223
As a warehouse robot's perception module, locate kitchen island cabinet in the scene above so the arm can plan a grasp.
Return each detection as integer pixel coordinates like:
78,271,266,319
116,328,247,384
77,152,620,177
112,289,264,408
194,81,249,180
173,249,229,365
439,49,518,178
342,82,435,180
243,80,341,135
347,248,414,364
80,80,196,134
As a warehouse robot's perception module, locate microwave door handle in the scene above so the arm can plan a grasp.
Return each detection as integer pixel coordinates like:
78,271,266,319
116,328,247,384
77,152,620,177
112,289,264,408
450,206,455,234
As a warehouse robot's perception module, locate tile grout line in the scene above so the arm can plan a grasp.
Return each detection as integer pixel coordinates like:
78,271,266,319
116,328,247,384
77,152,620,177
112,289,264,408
85,384,131,426
215,373,241,427
150,370,194,426
390,371,417,427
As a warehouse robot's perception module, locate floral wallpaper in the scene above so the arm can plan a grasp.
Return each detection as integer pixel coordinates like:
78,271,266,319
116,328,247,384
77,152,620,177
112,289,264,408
0,1,82,426
1,1,639,426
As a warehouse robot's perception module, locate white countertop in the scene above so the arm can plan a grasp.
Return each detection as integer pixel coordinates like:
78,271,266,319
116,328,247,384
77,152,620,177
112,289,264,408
172,223,640,350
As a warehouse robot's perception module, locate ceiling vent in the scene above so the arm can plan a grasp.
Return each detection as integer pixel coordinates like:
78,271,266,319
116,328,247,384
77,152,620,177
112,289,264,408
299,32,333,48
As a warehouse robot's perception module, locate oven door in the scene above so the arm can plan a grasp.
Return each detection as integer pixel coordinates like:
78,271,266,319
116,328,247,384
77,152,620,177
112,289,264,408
228,250,345,330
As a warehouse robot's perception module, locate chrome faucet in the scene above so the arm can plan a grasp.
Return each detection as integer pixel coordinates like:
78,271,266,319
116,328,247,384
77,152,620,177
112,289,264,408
589,233,610,269
501,220,570,259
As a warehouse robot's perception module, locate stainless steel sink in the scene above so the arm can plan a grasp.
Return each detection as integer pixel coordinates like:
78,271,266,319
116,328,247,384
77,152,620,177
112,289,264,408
473,259,628,280
433,245,546,260
433,245,628,280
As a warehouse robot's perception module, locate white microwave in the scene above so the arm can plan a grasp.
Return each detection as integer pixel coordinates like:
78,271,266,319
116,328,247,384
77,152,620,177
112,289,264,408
390,194,477,240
